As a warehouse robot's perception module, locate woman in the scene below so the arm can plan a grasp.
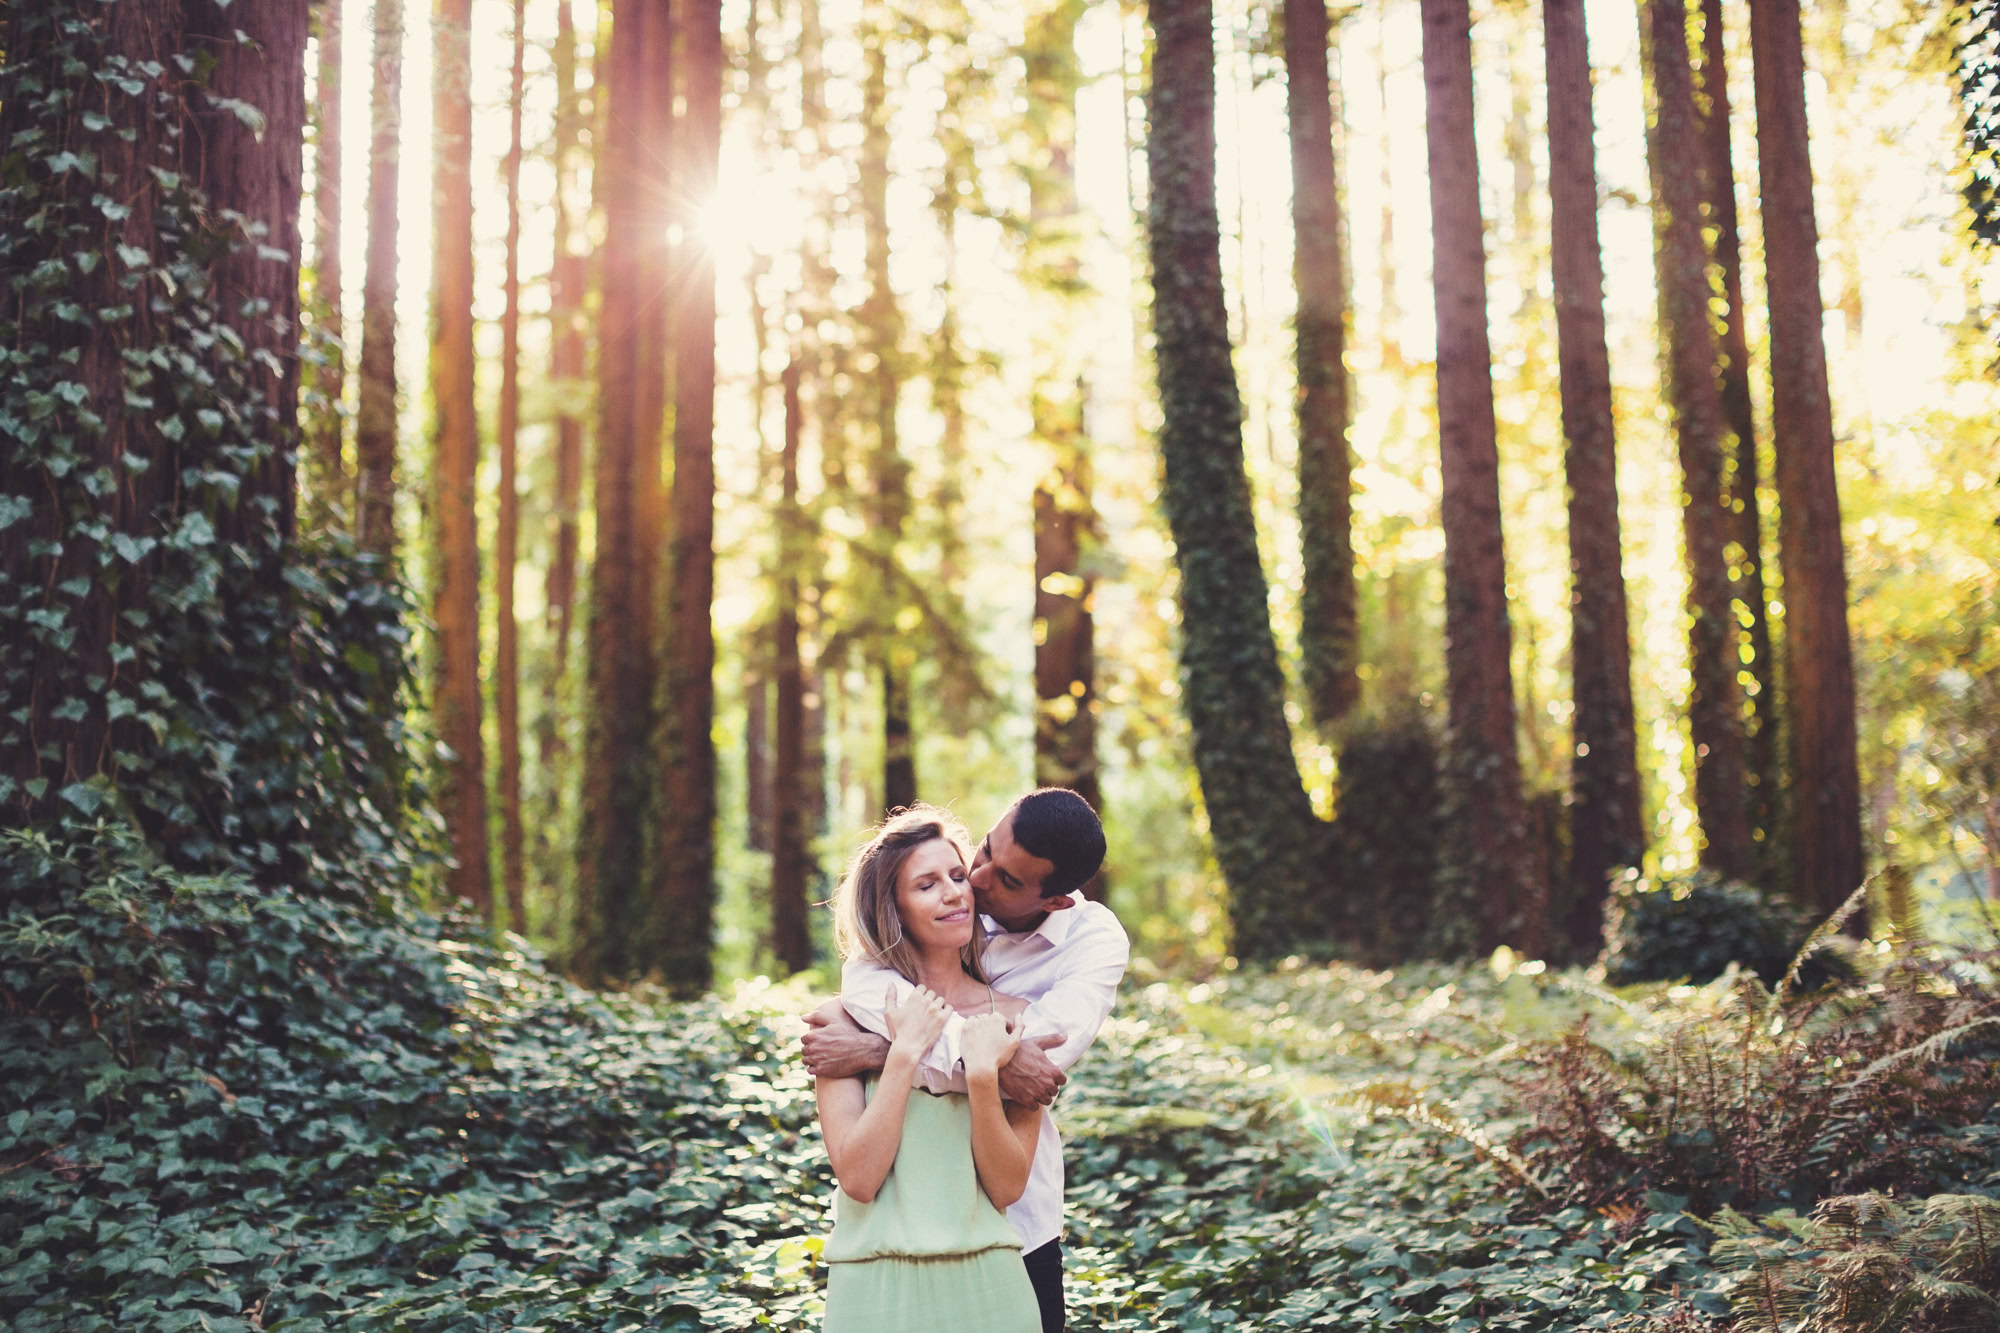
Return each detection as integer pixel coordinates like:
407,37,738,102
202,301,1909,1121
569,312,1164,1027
816,805,1042,1333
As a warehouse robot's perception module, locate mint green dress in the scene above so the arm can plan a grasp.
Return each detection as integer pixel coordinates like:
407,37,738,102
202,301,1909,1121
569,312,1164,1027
822,1081,1039,1333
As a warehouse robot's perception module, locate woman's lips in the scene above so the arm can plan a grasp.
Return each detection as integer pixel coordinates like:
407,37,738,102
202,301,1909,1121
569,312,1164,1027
936,909,969,923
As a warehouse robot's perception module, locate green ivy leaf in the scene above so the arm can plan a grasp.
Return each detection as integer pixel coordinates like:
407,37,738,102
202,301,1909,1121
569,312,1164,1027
58,780,105,814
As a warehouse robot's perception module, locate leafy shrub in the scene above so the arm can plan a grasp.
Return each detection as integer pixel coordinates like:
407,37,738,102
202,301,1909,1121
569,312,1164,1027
1515,930,2000,1215
1599,871,1805,986
1708,1192,2000,1332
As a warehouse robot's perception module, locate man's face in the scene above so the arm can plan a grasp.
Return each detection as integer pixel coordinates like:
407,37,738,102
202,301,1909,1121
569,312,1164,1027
969,809,1067,927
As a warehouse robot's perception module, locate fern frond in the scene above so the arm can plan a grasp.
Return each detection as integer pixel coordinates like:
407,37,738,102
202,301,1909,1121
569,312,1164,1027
1832,1014,2000,1104
1329,1079,1550,1197
1771,880,1872,1013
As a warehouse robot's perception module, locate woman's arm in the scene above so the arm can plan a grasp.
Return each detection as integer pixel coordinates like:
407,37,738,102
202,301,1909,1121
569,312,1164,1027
815,986,953,1203
816,1056,917,1203
966,1072,1042,1209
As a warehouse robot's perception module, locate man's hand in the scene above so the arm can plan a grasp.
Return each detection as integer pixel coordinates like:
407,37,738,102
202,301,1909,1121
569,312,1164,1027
801,999,892,1080
995,1033,1066,1107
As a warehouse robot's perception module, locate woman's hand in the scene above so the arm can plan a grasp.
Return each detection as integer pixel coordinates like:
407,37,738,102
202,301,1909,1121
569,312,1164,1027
885,986,952,1060
961,1011,1020,1078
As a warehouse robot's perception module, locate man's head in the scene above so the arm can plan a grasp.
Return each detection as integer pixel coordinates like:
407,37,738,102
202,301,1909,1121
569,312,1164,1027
969,787,1106,928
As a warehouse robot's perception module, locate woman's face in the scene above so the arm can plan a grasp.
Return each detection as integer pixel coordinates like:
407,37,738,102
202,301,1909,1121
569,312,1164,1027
893,837,974,953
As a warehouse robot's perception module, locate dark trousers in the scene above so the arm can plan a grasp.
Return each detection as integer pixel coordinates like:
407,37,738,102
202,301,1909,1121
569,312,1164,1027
1022,1239,1064,1333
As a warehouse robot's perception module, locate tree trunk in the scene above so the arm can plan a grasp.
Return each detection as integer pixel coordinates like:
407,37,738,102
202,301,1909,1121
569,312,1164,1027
1543,0,1645,953
543,0,586,744
1695,0,1779,850
860,38,916,814
1033,395,1101,820
746,667,772,851
1,0,307,830
356,0,403,562
1146,0,1325,961
309,0,347,526
1748,0,1864,914
1418,0,1542,959
429,0,489,915
496,0,526,934
576,0,669,980
1374,7,1403,371
771,357,814,974
1287,0,1360,732
1643,0,1755,882
657,0,723,997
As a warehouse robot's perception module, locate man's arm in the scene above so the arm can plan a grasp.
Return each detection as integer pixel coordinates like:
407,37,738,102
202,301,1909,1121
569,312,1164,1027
800,957,964,1092
801,998,890,1080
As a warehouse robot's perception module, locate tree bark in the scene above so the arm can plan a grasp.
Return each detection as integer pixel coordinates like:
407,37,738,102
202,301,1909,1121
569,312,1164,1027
746,668,772,851
1146,0,1325,961
1695,0,1779,849
544,0,586,730
1643,0,1755,882
657,0,723,996
1748,0,1864,914
309,0,347,525
1287,0,1359,732
428,0,489,915
356,0,402,561
1543,0,1645,953
1033,396,1101,820
1419,0,1542,958
860,37,916,814
771,357,814,973
496,0,526,933
576,0,669,980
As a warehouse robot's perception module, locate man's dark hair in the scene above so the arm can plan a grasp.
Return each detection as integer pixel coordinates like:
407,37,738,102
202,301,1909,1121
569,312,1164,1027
1009,787,1106,899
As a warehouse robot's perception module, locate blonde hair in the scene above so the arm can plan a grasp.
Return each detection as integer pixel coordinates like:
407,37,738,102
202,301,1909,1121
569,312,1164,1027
833,804,989,985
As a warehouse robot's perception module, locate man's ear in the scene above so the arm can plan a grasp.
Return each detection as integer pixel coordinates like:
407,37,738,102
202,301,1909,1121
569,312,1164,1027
1042,894,1077,912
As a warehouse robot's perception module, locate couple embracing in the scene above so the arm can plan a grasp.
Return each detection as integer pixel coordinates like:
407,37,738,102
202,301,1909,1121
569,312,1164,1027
801,788,1129,1333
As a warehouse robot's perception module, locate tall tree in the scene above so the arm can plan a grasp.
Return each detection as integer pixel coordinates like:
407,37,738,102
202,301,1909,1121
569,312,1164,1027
1543,0,1644,951
1695,0,1779,847
576,0,669,979
770,356,814,973
1641,0,1755,881
859,36,916,813
542,0,586,758
1418,0,1542,958
1023,0,1102,819
1748,0,1864,912
2,0,307,828
657,0,723,995
356,0,403,561
430,0,489,913
1146,0,1325,959
496,0,527,933
309,0,347,524
1286,0,1360,732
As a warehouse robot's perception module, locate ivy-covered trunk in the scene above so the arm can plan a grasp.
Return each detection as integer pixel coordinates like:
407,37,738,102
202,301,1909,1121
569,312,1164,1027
656,0,723,997
1418,0,1542,958
1285,0,1360,734
1642,0,1755,885
496,0,528,933
308,0,347,526
0,0,307,845
1543,0,1644,951
576,0,669,980
356,0,402,562
1748,0,1865,914
1696,0,1779,855
1146,0,1325,960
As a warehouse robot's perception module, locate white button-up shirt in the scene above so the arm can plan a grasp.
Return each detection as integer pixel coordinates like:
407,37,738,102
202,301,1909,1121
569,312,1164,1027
837,898,1131,1254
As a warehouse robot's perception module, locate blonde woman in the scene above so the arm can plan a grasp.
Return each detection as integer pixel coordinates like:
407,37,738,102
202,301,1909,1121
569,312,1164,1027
816,805,1042,1333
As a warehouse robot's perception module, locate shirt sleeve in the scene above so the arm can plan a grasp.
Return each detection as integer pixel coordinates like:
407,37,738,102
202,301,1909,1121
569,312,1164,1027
1016,909,1131,1072
838,955,967,1094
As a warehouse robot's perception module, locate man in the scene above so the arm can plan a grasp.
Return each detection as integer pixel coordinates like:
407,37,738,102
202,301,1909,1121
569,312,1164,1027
803,787,1129,1333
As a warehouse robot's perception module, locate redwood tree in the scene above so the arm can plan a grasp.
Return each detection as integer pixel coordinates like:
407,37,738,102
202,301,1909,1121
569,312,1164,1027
770,357,814,973
496,0,527,933
657,0,724,995
576,0,670,980
1749,0,1864,912
429,0,489,914
1286,0,1360,732
1543,0,1644,948
1418,0,1542,958
1146,0,1325,960
542,0,586,761
1696,0,1780,847
309,0,347,523
1642,0,1755,881
356,0,403,561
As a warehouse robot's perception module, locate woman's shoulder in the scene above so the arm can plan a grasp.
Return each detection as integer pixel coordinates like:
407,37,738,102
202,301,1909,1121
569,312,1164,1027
988,988,1030,1022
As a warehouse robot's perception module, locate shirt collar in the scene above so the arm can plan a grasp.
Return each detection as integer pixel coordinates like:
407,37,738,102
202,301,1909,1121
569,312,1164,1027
982,903,1078,946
